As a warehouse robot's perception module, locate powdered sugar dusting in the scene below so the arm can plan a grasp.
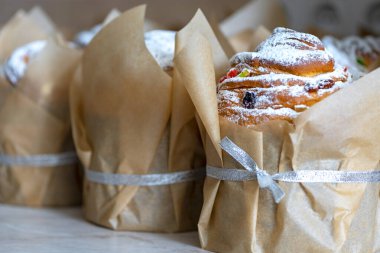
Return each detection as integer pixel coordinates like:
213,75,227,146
224,106,298,127
4,40,46,86
266,49,329,67
231,27,334,74
257,28,323,51
144,30,175,71
74,24,102,48
219,65,349,90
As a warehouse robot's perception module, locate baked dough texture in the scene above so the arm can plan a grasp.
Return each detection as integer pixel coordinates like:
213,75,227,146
218,27,351,127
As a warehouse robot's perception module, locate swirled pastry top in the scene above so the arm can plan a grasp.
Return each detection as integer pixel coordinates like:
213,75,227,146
230,27,335,76
218,27,352,127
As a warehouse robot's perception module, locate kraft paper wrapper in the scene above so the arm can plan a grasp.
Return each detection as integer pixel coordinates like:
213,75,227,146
72,5,219,232
229,26,271,53
0,13,82,206
176,26,380,252
27,6,56,36
220,0,286,38
221,0,285,53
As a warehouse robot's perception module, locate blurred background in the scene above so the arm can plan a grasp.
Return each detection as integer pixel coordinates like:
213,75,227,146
1,0,380,37
0,0,248,32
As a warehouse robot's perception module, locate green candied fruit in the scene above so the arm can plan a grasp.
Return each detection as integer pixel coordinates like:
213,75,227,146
356,58,366,67
237,68,250,77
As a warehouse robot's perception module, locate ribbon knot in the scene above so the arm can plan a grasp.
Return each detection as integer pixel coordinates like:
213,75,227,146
256,170,273,188
220,137,285,203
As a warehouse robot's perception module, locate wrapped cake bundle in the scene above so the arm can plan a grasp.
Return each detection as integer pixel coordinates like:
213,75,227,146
71,5,229,231
0,9,82,206
175,25,380,252
323,35,380,80
0,8,54,108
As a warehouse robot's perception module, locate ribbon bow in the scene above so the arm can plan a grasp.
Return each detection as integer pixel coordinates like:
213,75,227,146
220,137,285,203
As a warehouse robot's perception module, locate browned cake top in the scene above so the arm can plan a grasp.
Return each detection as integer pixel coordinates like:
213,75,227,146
218,27,352,127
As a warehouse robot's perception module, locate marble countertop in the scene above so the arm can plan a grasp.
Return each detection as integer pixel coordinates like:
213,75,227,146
0,204,210,253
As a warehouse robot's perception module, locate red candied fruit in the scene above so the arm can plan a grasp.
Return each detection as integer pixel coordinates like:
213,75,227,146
219,68,239,83
227,68,239,78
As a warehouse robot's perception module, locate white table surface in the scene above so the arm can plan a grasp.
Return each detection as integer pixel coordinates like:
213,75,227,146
0,204,210,253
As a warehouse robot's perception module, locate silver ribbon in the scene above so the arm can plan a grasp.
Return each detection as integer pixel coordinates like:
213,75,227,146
0,152,78,167
208,137,380,203
85,168,205,186
218,137,285,203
